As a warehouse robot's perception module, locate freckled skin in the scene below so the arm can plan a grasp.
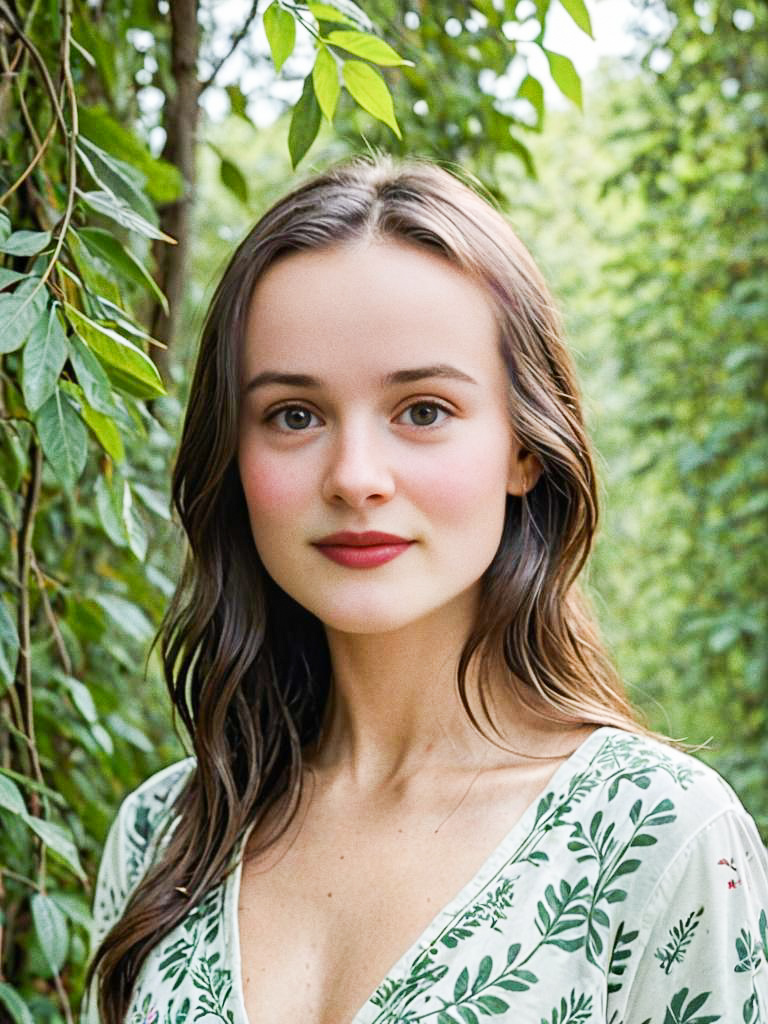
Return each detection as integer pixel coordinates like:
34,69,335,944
237,239,539,638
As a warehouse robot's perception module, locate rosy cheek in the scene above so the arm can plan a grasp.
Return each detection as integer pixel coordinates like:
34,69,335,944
406,437,509,522
239,453,306,524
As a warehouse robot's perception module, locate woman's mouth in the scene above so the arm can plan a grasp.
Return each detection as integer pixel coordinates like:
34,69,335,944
312,531,414,569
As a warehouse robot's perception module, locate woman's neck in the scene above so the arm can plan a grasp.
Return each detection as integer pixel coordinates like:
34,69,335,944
304,592,582,790
308,594,487,784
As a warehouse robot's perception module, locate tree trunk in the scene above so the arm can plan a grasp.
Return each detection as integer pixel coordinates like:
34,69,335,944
150,0,200,380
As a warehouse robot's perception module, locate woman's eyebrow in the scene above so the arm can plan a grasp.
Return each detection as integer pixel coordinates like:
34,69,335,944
383,364,478,387
244,364,478,393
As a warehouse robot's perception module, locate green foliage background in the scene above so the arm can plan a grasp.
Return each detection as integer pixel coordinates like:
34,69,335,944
0,0,765,1019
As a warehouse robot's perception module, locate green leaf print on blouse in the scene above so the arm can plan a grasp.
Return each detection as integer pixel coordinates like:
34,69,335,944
365,734,698,1024
654,908,704,974
441,877,518,947
125,762,192,890
735,911,767,1024
158,887,224,991
607,921,639,994
661,987,719,1024
540,990,593,1024
152,885,233,1022
91,732,768,1024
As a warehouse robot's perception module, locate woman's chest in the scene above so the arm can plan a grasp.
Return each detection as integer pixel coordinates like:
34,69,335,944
236,806,532,1024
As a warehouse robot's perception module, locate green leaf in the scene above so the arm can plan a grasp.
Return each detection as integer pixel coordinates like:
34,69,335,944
545,50,582,109
78,189,176,244
57,673,98,723
0,230,52,257
309,1,356,25
64,305,166,400
123,483,148,560
73,13,116,100
34,388,88,490
0,983,34,1024
518,74,544,124
288,75,323,168
0,210,10,243
219,157,249,205
24,817,85,879
325,29,413,66
79,398,125,461
68,332,116,415
78,106,183,202
77,227,169,315
22,305,69,412
342,61,401,138
0,598,20,691
77,137,157,225
107,713,153,751
66,230,122,308
0,268,28,289
93,593,153,642
226,84,251,122
95,473,129,547
132,481,171,520
313,46,341,122
310,0,372,29
52,892,93,932
31,893,69,975
264,3,296,72
0,283,48,354
559,0,593,38
0,772,26,816
504,135,536,177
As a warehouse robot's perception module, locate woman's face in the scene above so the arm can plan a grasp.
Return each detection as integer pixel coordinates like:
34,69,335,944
237,238,538,636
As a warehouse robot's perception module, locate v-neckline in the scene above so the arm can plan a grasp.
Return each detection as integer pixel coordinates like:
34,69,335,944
226,725,618,1024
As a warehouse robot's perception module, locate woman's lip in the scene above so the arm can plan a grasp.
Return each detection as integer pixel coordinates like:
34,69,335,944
314,531,411,547
313,541,413,569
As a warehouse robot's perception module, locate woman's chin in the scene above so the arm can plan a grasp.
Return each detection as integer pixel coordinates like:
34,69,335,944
316,606,421,637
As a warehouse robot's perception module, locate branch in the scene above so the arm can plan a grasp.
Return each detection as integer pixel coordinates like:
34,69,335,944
0,1,67,134
13,437,44,815
37,0,76,290
0,97,58,205
198,0,260,92
31,553,71,675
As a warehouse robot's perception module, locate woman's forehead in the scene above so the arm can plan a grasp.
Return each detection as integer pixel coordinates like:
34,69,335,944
242,238,504,382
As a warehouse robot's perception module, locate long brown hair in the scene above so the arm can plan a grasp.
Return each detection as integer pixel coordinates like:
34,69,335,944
85,154,642,1022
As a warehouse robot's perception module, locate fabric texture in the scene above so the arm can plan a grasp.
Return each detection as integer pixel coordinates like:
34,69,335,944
82,727,768,1024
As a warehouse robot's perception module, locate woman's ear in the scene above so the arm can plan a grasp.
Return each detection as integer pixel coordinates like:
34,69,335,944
507,446,543,497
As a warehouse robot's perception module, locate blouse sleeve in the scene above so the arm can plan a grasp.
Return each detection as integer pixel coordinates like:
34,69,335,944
80,759,195,1024
80,795,135,1024
616,807,768,1024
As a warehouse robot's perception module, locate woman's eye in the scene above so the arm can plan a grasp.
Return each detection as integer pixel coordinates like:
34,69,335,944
269,406,319,431
399,402,451,428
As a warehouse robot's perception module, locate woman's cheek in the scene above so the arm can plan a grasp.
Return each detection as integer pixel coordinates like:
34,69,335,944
409,436,511,523
239,453,308,526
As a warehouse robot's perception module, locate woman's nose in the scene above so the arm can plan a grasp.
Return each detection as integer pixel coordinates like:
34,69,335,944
321,422,396,508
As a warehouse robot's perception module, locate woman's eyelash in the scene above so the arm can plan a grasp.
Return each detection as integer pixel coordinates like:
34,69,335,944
397,400,454,427
264,399,455,431
265,405,321,430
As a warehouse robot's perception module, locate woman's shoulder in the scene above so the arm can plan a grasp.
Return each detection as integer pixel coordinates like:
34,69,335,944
102,756,197,887
120,754,197,820
88,756,198,959
572,726,761,854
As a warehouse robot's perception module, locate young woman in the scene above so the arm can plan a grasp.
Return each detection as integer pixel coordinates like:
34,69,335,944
83,156,768,1024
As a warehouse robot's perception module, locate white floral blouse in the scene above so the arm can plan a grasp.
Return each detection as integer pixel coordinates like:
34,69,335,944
82,728,768,1024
